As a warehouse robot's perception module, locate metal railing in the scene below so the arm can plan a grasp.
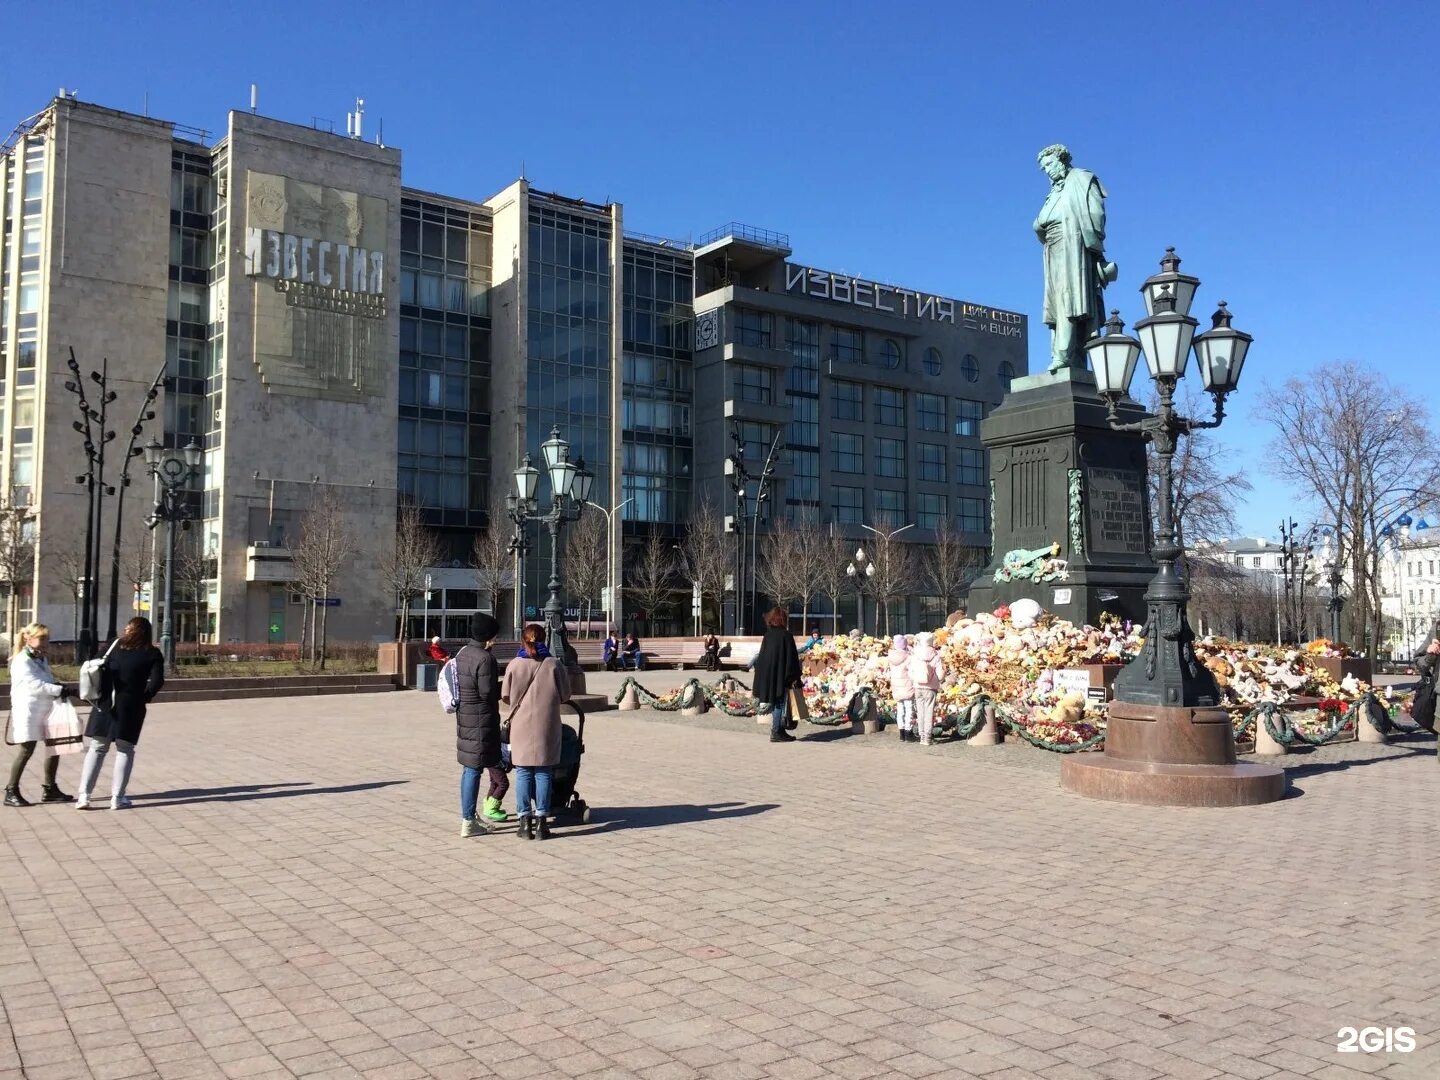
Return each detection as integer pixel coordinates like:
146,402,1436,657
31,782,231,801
697,222,791,249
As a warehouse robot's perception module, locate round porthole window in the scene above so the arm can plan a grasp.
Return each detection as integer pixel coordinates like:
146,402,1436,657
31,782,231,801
961,354,979,382
881,339,901,369
924,347,942,376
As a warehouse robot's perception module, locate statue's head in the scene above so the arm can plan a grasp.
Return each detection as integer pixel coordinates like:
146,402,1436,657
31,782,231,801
1037,143,1072,181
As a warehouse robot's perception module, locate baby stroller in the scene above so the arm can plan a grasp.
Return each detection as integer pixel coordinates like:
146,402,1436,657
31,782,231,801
549,703,591,825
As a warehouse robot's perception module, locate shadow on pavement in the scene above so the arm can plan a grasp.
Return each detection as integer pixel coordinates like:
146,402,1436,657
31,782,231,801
578,800,779,832
1283,745,1435,780
136,780,408,806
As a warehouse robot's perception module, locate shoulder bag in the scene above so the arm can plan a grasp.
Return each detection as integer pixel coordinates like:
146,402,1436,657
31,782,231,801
500,657,543,744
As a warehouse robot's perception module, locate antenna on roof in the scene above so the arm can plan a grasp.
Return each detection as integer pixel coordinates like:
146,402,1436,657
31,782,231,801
520,159,526,181
250,84,258,114
376,119,384,148
345,97,364,140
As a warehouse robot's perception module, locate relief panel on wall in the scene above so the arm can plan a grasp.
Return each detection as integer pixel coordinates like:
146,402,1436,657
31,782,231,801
243,171,389,401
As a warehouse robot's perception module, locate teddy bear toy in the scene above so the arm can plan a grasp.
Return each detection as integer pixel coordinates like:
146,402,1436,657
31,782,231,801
1009,598,1043,630
1046,690,1086,724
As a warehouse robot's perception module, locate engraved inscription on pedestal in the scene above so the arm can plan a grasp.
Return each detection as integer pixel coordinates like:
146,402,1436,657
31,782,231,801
1086,466,1148,554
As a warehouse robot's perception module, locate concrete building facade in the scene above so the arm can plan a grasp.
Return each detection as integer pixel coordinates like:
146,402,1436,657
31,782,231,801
2,93,1025,645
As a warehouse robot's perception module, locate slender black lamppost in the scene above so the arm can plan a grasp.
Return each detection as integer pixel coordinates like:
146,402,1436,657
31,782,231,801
145,439,202,672
62,349,116,661
1319,526,1346,644
505,466,535,640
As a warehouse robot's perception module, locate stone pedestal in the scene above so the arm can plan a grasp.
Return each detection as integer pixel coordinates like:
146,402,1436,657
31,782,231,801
1062,701,1286,806
1314,655,1373,687
617,684,639,711
967,705,1003,745
1254,712,1287,755
966,370,1157,627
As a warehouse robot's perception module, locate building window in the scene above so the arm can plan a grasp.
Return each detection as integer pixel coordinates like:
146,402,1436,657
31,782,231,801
832,327,863,365
917,491,947,531
734,364,773,404
875,437,905,479
833,486,864,524
958,497,986,534
957,447,985,486
790,395,818,448
735,308,772,347
961,353,980,382
955,398,984,437
924,347,943,376
873,386,905,427
791,449,820,501
832,380,863,421
738,421,775,465
999,361,1016,391
831,432,864,473
918,442,946,482
787,320,819,394
880,339,902,369
917,392,945,432
875,489,905,521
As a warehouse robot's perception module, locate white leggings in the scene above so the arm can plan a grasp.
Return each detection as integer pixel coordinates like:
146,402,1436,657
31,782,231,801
895,698,915,731
79,737,136,800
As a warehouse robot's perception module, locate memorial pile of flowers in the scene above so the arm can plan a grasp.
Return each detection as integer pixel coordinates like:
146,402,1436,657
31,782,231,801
796,608,1378,738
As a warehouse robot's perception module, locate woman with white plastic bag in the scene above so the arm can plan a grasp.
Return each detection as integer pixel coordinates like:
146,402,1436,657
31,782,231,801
78,616,164,810
5,623,78,807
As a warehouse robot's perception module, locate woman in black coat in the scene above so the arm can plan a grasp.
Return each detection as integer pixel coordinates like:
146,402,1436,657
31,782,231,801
77,616,165,810
752,607,802,743
456,612,503,837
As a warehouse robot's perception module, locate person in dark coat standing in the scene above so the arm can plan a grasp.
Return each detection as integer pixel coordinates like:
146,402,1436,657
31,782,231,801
1411,638,1439,733
77,617,165,810
456,612,502,837
752,607,802,743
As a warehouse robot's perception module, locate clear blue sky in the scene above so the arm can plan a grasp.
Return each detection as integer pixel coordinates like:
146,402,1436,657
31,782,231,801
4,0,1435,540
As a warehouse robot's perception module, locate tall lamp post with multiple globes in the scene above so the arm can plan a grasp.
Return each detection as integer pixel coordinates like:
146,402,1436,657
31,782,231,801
145,438,203,674
509,427,594,677
845,548,874,635
1061,249,1285,806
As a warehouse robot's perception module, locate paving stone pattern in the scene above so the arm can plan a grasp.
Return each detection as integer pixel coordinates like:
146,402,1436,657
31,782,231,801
1,690,1437,1080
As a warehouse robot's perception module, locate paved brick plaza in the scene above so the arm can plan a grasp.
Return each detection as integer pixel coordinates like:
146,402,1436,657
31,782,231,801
2,686,1437,1080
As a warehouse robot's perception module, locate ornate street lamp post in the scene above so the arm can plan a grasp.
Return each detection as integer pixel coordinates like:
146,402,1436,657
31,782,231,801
508,428,593,673
505,458,536,640
725,421,781,636
845,548,874,635
1062,250,1283,806
145,439,202,673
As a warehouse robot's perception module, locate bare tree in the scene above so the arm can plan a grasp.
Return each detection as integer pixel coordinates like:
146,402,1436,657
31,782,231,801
1145,384,1252,552
563,509,608,636
378,500,441,642
121,530,153,621
290,490,355,669
472,502,514,626
681,495,730,632
173,533,213,646
0,503,33,642
817,525,852,635
925,516,985,616
626,529,677,630
866,520,915,637
1261,361,1440,654
45,535,88,643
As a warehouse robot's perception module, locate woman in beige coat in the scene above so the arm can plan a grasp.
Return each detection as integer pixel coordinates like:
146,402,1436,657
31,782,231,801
499,624,570,840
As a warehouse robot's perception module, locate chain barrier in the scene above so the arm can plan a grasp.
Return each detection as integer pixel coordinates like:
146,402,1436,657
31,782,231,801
615,678,1406,753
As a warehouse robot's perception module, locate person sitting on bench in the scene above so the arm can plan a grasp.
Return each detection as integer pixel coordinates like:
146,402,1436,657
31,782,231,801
700,633,721,671
602,630,621,672
623,632,645,671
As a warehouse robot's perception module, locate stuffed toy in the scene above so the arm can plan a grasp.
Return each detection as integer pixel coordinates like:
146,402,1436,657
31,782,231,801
1046,690,1086,724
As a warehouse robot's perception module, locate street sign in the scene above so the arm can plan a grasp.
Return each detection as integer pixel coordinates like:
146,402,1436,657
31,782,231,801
269,623,281,634
691,582,701,616
317,598,342,607
601,586,612,612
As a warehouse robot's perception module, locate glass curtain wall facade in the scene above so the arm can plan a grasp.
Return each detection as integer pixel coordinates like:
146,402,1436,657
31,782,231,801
166,145,216,640
0,132,44,631
523,200,612,619
621,241,693,527
397,194,493,560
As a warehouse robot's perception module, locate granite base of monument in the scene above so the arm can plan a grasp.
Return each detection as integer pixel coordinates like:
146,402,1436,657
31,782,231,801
1060,701,1287,806
967,369,1158,627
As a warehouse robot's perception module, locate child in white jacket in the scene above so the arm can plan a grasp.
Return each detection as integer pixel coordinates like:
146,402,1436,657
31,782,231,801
888,635,916,741
908,632,944,746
